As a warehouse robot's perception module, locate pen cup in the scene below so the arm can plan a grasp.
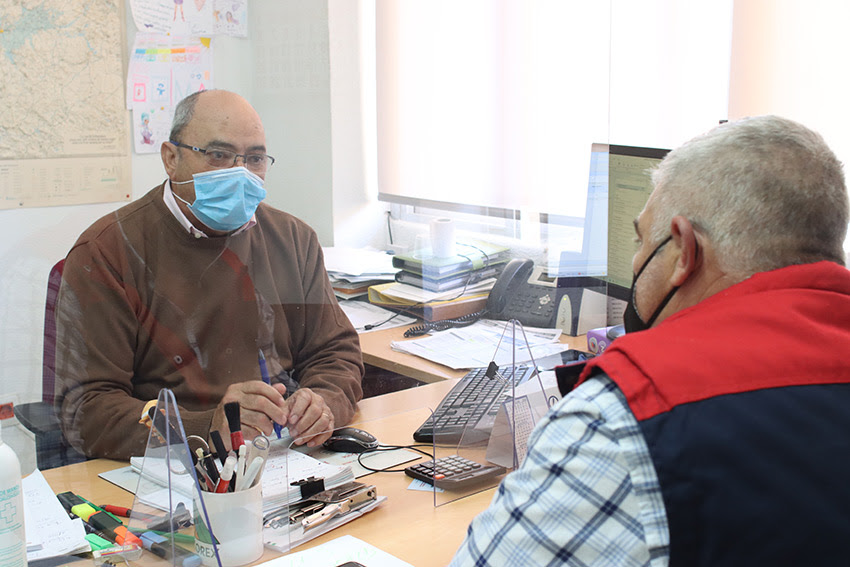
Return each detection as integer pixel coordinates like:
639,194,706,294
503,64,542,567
193,482,263,566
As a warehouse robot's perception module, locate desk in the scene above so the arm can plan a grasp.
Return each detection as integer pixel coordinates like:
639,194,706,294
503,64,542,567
42,378,492,567
359,323,589,384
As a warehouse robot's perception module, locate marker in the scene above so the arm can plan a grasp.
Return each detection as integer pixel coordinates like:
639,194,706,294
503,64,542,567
258,349,283,438
139,531,203,567
71,502,143,548
216,454,237,493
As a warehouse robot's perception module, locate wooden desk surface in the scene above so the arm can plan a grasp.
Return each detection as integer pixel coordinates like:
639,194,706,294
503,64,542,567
42,379,493,567
359,323,589,383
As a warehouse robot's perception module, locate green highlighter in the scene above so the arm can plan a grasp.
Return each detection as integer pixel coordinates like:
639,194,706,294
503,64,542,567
85,532,113,551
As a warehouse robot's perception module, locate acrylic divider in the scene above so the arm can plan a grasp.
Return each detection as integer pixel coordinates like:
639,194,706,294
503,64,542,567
129,388,221,567
433,319,554,507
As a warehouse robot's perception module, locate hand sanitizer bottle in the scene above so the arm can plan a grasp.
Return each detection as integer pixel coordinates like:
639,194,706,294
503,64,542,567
0,424,26,566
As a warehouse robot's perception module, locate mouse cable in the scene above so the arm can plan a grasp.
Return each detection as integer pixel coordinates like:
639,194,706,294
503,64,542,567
354,443,439,473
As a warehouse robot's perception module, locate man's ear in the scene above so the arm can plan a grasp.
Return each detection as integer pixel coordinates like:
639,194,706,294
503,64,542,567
161,140,178,177
669,215,700,286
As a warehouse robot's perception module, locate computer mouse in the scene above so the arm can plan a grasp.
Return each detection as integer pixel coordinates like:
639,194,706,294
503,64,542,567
322,427,379,453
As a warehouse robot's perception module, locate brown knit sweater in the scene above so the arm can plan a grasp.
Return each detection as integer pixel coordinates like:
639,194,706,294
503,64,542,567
54,184,364,460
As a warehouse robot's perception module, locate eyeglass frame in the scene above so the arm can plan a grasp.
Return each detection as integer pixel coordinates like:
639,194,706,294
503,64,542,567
168,140,275,172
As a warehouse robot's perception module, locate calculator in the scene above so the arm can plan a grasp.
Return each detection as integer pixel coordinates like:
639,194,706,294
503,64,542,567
404,455,506,490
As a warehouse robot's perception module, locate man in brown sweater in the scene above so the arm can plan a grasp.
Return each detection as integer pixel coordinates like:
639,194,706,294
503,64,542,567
54,90,364,460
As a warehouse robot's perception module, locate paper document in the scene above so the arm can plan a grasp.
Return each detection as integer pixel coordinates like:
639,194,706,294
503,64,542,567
23,469,89,561
379,280,495,303
117,438,354,514
338,300,417,332
391,319,568,369
261,534,414,567
324,247,399,278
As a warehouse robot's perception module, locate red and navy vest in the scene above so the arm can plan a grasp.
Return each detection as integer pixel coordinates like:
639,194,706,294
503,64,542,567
576,261,850,566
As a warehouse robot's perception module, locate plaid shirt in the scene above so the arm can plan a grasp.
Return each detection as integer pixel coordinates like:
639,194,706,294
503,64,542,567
450,375,670,567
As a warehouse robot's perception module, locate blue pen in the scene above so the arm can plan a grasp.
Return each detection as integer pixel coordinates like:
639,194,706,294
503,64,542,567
258,349,283,439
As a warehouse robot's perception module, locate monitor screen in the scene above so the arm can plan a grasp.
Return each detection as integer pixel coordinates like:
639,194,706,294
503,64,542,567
550,143,609,278
605,144,670,302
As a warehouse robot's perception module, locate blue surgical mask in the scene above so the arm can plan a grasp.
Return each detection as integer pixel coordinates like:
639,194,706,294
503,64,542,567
173,166,266,232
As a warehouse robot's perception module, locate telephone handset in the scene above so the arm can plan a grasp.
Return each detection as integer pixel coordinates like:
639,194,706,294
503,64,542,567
404,258,565,337
486,258,562,328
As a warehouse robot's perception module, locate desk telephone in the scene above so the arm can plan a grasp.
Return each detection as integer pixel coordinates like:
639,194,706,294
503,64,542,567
404,258,575,336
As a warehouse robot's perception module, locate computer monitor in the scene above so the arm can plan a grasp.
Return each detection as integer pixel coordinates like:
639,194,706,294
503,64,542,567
605,144,671,303
552,142,609,278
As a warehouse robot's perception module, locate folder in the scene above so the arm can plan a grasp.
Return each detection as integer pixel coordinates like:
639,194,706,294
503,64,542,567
391,240,510,279
367,283,489,322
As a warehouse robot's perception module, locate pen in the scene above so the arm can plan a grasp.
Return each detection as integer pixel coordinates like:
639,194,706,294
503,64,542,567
258,349,284,439
194,461,216,492
196,447,220,485
236,456,264,491
234,443,247,492
99,504,161,523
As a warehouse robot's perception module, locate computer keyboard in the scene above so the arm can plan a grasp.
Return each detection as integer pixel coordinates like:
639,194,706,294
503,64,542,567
413,364,537,444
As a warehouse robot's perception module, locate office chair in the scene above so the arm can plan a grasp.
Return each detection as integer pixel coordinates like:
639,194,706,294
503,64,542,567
14,259,87,470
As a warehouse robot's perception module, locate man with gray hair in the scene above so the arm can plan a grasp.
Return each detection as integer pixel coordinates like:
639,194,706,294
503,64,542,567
451,115,850,566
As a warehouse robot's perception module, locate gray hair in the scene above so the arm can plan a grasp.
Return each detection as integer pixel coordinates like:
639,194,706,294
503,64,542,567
649,115,848,278
168,89,216,142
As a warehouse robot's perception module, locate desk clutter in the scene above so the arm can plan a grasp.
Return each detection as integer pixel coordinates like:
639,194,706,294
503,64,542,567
368,239,509,321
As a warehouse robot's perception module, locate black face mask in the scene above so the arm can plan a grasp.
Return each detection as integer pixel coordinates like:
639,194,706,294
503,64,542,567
623,236,678,334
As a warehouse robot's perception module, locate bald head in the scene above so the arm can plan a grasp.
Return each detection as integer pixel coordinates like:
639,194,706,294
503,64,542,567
169,90,265,148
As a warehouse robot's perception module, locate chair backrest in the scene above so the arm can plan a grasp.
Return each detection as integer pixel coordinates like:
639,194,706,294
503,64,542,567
42,259,64,406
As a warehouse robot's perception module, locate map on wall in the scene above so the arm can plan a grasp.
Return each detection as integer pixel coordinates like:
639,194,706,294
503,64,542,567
0,0,132,209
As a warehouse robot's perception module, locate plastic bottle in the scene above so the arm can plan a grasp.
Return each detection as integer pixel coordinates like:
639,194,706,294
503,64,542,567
0,424,26,566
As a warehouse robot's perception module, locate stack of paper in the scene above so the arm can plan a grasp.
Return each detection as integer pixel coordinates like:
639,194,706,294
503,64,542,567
323,247,399,300
390,319,567,369
368,281,492,322
23,470,89,562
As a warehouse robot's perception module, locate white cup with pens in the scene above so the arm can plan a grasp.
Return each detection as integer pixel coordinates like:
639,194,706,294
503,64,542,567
194,421,268,566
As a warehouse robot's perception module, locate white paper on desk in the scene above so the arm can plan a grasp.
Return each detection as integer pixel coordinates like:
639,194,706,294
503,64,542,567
263,533,413,567
379,279,495,303
391,319,567,369
337,300,417,332
103,439,353,514
324,247,399,278
23,469,89,561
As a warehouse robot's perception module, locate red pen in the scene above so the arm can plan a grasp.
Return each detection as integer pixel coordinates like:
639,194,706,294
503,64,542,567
99,505,160,523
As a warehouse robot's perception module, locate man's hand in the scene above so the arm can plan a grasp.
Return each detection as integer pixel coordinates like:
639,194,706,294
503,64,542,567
282,388,335,447
211,381,288,448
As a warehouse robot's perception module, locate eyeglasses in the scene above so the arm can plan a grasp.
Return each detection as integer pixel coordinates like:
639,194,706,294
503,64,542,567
169,140,275,173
